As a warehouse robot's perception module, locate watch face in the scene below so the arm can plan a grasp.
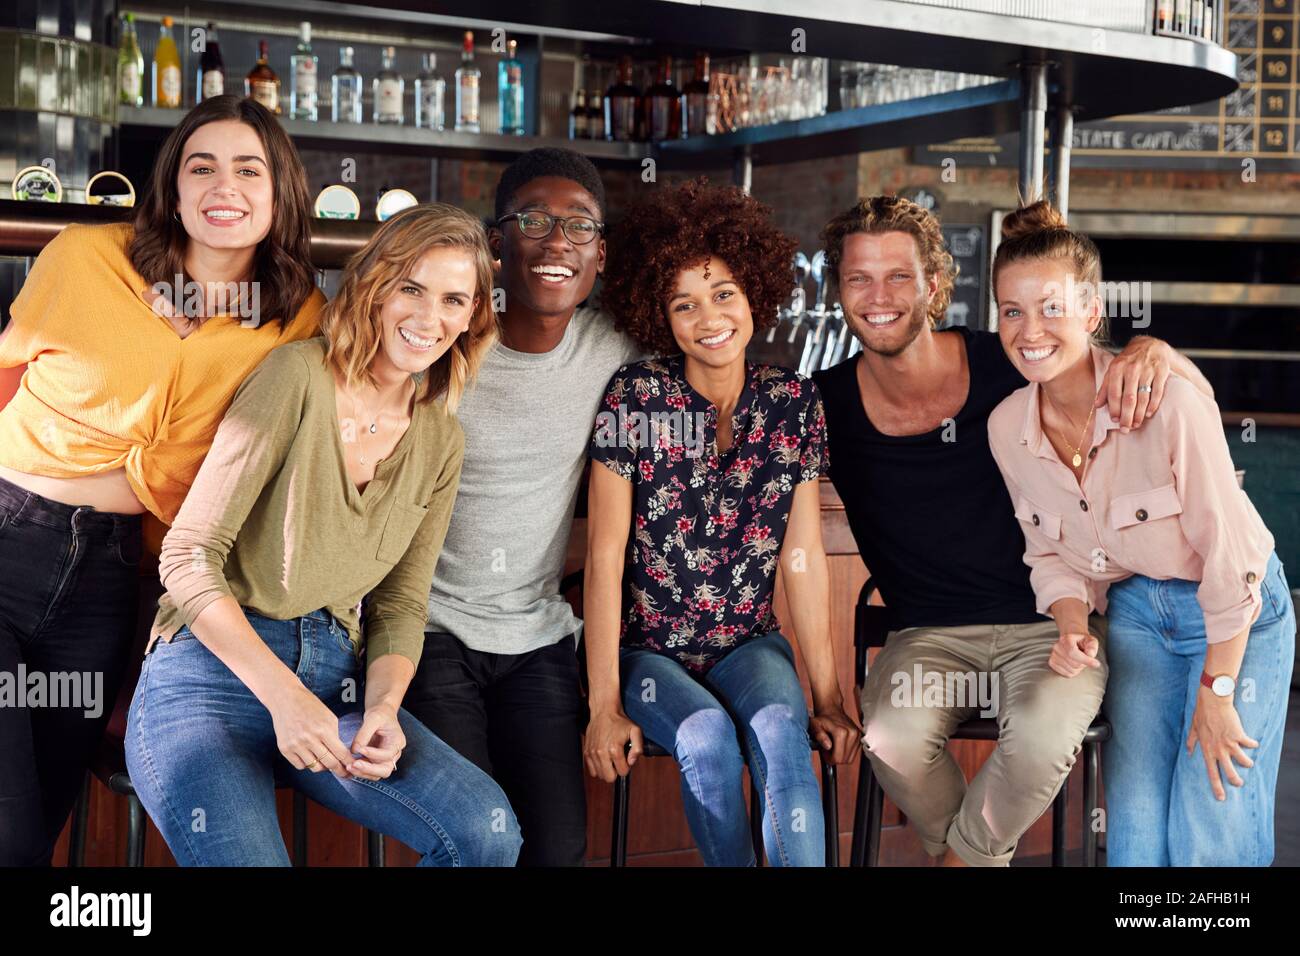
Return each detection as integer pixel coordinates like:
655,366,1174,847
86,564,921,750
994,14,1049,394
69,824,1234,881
1212,674,1235,697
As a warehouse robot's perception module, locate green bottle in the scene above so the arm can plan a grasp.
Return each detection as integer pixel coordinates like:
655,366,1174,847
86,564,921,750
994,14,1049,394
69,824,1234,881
118,13,144,107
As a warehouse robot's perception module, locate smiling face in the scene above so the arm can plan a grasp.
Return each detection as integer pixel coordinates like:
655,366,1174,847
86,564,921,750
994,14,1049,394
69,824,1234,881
995,257,1102,383
175,119,274,252
371,245,480,384
492,175,605,320
837,231,938,358
666,256,753,370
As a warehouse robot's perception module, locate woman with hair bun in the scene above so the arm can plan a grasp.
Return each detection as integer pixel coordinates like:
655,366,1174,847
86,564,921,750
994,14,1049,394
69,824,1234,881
986,200,1294,866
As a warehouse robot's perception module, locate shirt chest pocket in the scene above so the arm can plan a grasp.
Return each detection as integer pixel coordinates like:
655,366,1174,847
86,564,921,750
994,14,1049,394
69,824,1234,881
376,500,429,564
1013,495,1062,541
1109,483,1183,531
1107,483,1184,570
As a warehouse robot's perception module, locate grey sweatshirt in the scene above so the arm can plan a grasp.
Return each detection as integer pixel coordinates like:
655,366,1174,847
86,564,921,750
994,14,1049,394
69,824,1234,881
425,306,640,654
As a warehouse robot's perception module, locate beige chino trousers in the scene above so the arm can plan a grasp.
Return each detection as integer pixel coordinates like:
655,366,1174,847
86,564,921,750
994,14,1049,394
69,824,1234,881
860,617,1107,866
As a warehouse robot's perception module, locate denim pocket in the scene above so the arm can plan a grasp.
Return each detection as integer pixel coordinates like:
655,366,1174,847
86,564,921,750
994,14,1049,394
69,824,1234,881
330,618,358,657
1258,561,1293,627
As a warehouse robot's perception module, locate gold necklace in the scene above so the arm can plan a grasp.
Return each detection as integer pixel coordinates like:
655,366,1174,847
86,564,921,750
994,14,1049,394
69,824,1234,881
1049,398,1096,469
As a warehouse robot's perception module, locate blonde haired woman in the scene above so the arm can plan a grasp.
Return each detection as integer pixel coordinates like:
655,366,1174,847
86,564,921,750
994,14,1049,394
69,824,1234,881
987,200,1293,866
124,204,521,866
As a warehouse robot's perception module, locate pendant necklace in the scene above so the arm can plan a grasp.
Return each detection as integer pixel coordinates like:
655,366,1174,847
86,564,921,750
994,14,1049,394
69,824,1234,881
351,390,379,465
1053,400,1096,469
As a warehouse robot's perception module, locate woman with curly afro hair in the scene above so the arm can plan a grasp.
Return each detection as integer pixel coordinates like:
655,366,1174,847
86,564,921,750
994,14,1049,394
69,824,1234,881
581,178,860,866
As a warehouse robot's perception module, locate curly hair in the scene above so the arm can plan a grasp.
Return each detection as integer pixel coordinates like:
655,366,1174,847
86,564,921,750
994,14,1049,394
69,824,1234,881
600,178,797,355
820,194,956,327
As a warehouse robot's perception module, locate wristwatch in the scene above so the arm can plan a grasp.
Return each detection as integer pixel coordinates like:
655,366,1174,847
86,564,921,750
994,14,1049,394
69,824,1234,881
1200,671,1236,698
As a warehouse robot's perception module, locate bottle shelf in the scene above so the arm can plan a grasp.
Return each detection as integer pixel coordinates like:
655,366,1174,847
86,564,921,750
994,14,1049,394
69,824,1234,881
116,105,650,164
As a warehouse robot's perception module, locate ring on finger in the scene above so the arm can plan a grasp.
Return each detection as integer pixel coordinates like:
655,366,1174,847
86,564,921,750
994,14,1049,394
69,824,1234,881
1136,383,1153,394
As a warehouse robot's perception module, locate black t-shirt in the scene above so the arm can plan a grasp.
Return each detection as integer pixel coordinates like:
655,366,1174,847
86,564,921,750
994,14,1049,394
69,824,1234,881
813,326,1046,630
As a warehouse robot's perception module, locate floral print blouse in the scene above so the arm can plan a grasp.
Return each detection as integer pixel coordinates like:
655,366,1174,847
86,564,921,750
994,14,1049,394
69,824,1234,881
588,355,830,672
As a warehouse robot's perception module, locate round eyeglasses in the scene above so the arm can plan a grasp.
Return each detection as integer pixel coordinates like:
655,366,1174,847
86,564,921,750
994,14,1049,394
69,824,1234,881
498,211,604,245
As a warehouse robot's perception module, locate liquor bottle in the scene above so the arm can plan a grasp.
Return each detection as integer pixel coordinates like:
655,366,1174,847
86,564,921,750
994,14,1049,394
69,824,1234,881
153,16,182,109
332,46,362,124
118,13,144,108
646,54,683,141
1202,0,1214,40
569,89,588,140
498,39,525,135
374,46,404,124
197,22,224,101
604,56,640,142
684,52,716,136
1190,0,1203,37
587,90,604,141
415,53,446,130
245,40,281,114
455,31,480,132
1155,0,1172,32
1174,0,1189,33
290,21,318,121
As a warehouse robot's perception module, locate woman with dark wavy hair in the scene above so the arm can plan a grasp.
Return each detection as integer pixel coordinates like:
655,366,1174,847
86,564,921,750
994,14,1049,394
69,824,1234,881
0,94,324,865
583,179,860,866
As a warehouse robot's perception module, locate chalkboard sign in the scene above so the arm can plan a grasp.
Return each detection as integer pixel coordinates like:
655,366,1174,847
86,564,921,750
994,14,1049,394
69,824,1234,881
916,0,1300,171
941,223,987,329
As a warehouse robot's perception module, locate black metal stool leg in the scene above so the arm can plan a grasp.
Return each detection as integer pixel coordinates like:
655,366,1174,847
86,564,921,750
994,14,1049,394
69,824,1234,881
1051,780,1067,867
367,829,385,867
292,790,308,867
749,781,764,866
68,772,90,867
865,767,884,867
850,758,871,867
822,761,839,866
1083,740,1101,867
126,794,146,867
610,773,629,867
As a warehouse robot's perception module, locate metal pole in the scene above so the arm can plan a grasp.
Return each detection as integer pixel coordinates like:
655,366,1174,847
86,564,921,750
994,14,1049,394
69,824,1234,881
1051,104,1073,219
733,144,753,194
1018,62,1048,205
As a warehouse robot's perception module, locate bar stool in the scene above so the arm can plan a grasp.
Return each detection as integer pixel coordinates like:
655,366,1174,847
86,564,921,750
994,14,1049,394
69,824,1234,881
562,569,842,866
67,696,337,867
609,735,839,867
67,609,385,867
849,577,1111,866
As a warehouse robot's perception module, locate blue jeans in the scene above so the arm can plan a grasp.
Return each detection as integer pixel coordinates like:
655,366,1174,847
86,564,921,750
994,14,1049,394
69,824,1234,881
125,608,522,866
620,630,825,866
1103,551,1295,866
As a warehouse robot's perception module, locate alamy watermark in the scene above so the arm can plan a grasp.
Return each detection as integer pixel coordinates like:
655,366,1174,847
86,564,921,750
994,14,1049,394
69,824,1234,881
0,665,102,718
593,404,709,459
150,274,262,327
1045,274,1152,329
889,666,1000,718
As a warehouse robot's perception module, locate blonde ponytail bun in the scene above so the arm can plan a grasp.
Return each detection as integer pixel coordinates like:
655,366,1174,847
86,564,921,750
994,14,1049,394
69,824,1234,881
1000,199,1068,243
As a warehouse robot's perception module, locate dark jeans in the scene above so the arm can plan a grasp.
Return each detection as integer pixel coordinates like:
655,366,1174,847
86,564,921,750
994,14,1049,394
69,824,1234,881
405,631,588,866
0,474,142,865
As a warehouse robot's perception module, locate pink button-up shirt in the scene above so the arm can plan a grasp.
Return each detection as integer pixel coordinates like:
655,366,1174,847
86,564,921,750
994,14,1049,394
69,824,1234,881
987,346,1273,644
